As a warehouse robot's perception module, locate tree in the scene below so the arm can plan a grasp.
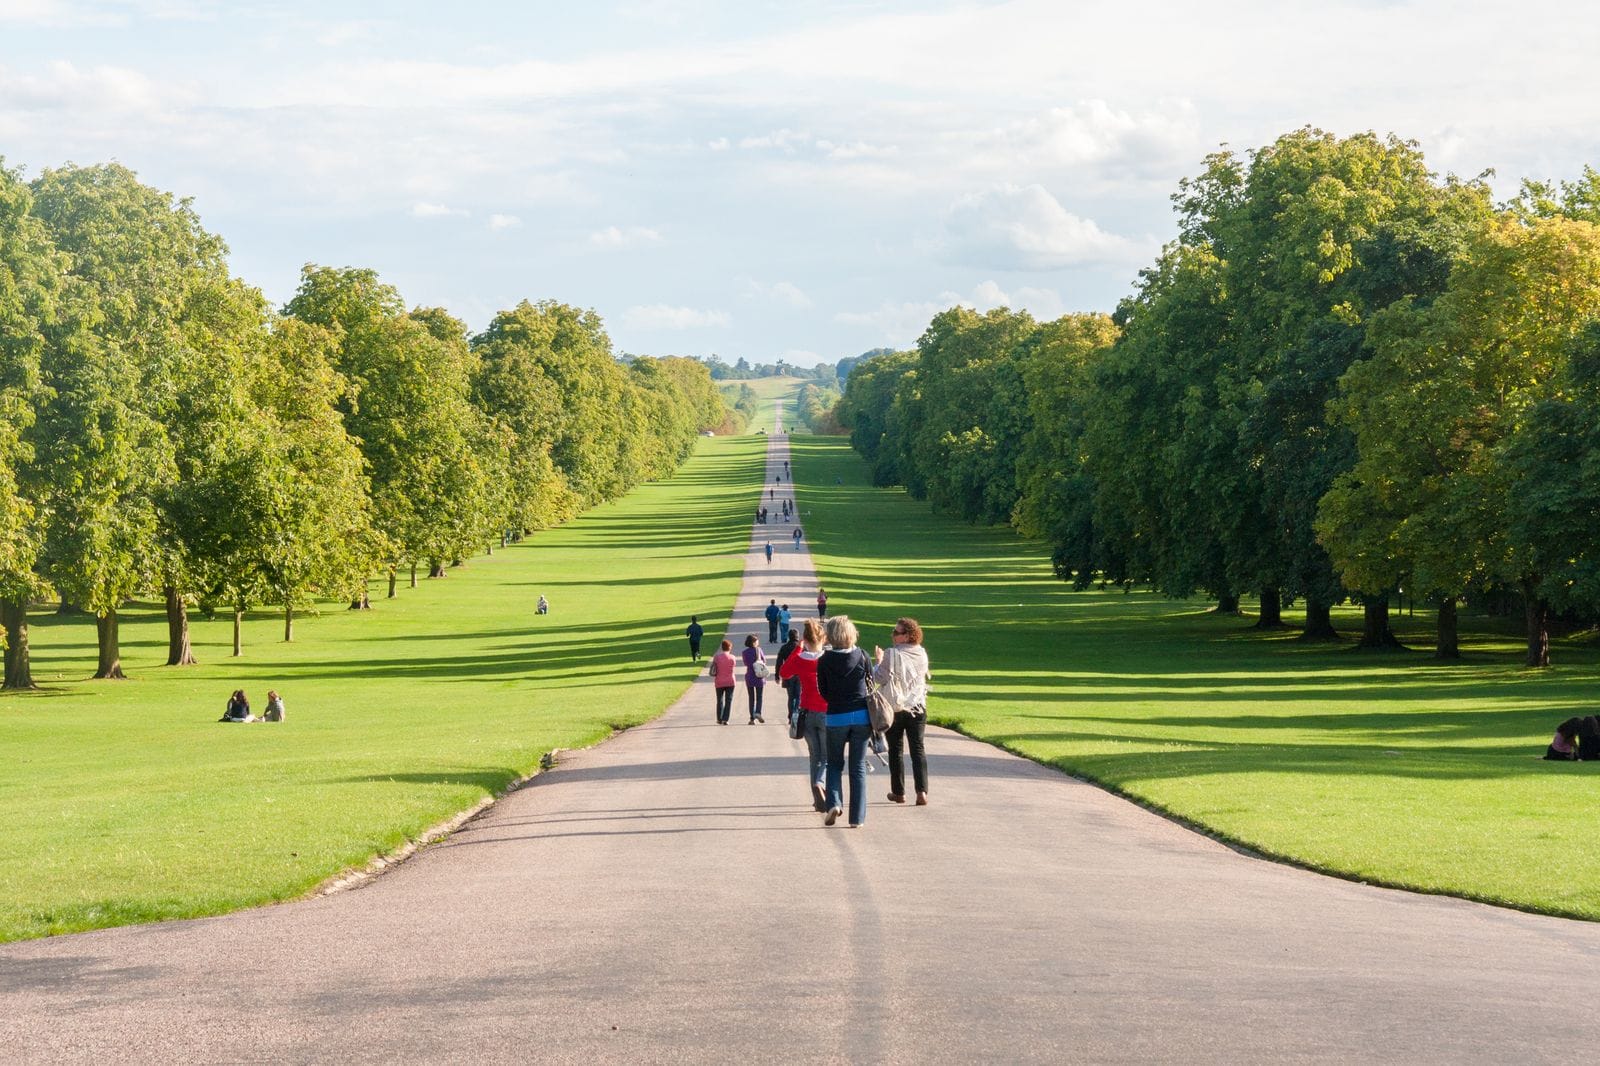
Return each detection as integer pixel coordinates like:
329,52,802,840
285,268,484,588
0,159,61,690
1323,214,1600,665
1011,314,1120,586
27,163,228,678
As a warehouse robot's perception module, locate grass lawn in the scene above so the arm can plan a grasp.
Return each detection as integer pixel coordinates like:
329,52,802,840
0,431,769,943
792,434,1600,921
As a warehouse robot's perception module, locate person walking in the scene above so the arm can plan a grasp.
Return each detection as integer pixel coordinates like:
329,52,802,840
765,541,774,564
709,640,737,724
815,615,872,827
764,599,781,643
784,459,790,477
792,526,802,550
741,634,767,723
685,616,705,661
776,626,802,725
816,586,828,618
874,616,932,806
777,603,791,637
779,618,831,811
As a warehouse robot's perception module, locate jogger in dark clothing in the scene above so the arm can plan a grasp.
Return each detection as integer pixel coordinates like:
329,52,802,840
685,616,705,661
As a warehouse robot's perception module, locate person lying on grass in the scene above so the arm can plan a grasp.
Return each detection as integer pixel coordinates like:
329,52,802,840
1545,718,1580,760
1577,716,1600,761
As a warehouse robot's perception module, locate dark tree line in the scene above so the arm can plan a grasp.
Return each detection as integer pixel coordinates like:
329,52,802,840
0,160,726,689
834,128,1600,667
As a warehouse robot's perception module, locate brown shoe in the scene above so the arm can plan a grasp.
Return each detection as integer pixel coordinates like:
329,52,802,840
887,793,905,804
915,792,928,806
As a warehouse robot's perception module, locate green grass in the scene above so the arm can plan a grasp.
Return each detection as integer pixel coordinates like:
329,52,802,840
792,434,1600,920
0,431,770,943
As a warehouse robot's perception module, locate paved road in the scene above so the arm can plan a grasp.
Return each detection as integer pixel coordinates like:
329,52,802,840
4,420,1600,1063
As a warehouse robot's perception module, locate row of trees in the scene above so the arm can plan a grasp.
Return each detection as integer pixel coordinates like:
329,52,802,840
835,128,1600,666
0,160,725,689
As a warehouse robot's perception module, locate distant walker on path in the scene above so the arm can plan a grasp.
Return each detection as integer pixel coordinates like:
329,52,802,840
816,586,828,618
764,599,781,643
685,616,705,661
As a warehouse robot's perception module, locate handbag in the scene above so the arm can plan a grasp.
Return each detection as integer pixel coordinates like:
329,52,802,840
866,679,894,733
752,658,770,680
788,708,805,740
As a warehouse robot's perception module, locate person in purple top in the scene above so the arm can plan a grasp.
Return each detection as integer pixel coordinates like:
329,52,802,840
741,634,767,723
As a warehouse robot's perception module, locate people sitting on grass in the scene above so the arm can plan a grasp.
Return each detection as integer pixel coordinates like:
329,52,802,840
1545,717,1584,760
536,594,549,615
1578,716,1600,761
262,690,286,722
220,689,254,723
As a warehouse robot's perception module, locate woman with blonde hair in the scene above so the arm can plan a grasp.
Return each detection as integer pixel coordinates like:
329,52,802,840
874,617,931,805
779,617,830,810
815,614,871,827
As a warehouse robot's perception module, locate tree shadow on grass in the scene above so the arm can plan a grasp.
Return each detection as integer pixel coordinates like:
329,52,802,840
330,768,522,793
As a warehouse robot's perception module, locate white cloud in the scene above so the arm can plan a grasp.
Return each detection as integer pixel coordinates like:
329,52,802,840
410,201,468,218
707,136,730,151
623,304,731,329
743,279,812,308
941,183,1136,270
834,300,946,345
488,213,521,230
739,128,811,153
590,224,663,248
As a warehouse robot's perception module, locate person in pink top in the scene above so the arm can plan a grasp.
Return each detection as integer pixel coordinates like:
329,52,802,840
779,618,830,810
708,639,737,725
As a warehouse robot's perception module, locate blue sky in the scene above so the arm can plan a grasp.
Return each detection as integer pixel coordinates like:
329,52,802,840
4,0,1600,365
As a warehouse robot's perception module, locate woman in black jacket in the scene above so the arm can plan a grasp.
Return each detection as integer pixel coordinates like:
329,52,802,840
815,615,872,827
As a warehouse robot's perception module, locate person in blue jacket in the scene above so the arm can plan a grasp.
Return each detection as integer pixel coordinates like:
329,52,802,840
764,599,781,643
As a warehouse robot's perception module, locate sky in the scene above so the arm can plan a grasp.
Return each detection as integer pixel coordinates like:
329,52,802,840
3,1,1600,366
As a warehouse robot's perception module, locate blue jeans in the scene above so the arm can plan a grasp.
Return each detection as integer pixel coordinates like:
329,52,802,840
746,683,764,720
826,721,872,825
785,679,801,718
803,711,828,790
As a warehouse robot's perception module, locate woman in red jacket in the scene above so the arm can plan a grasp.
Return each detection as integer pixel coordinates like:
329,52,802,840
779,618,830,810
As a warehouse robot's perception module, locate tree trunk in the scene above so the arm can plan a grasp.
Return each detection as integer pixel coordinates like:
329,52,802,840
1253,586,1284,629
56,596,73,615
500,530,508,548
1522,579,1550,667
1299,594,1339,641
429,560,446,578
1435,597,1460,660
485,542,493,556
451,558,463,568
2,599,36,690
233,605,244,657
94,610,126,679
284,602,294,643
1213,591,1240,615
410,563,418,588
1358,595,1404,650
388,569,398,599
164,584,197,666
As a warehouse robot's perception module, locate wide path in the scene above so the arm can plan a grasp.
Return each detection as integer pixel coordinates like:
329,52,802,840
4,410,1600,1063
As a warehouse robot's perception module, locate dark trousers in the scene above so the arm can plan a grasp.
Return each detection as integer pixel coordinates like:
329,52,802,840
785,679,801,718
887,710,928,797
689,639,701,660
715,686,734,723
746,683,765,720
768,620,779,642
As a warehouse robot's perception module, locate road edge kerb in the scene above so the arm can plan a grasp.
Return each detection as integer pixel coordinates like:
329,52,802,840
934,716,1596,925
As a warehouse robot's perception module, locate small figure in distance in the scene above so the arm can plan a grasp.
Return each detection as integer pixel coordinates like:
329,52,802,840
792,526,802,550
262,690,286,722
1546,717,1582,760
765,598,781,643
710,640,737,724
816,586,828,619
742,634,768,724
765,540,774,564
784,459,790,476
778,603,791,637
874,617,932,806
686,616,705,661
220,689,255,723
536,594,549,615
